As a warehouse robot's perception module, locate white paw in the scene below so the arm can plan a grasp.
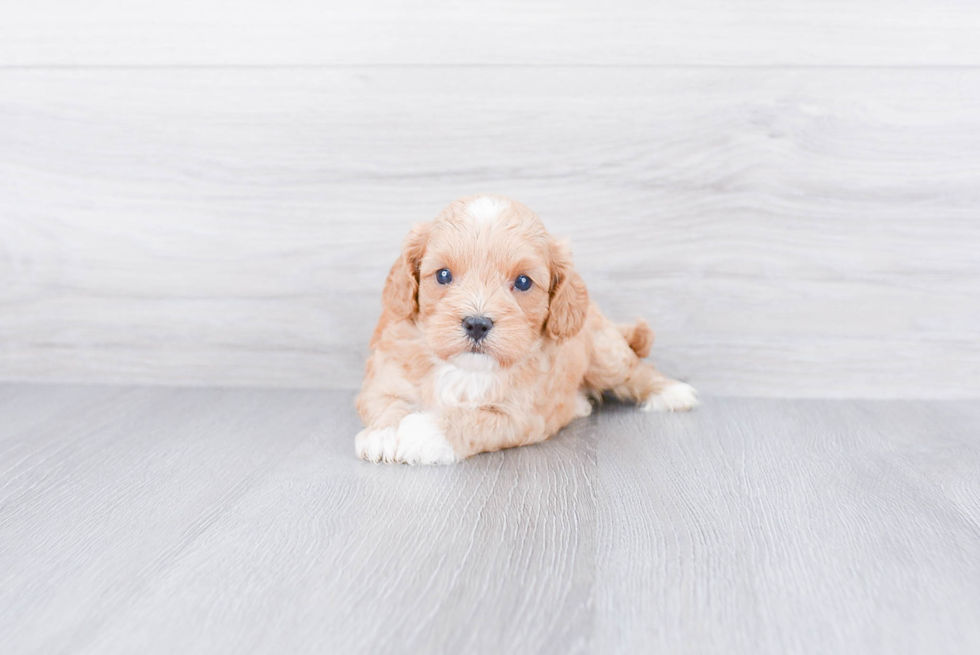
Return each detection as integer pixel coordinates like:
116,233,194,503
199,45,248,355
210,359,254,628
394,412,460,465
642,382,699,412
574,392,593,418
355,427,398,463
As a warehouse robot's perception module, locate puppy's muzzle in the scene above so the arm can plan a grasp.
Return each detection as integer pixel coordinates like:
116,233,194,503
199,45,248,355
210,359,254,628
462,315,493,342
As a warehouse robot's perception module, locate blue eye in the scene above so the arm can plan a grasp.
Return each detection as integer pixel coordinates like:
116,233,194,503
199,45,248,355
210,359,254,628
514,274,532,291
436,268,453,285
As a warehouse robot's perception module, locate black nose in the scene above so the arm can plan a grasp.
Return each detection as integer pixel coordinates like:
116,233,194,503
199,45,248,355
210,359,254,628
462,315,494,342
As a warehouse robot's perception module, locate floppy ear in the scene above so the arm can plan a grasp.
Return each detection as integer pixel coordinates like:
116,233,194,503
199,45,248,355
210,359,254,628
545,239,590,342
381,222,430,321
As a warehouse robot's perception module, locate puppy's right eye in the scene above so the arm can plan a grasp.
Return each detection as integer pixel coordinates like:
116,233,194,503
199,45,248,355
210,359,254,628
436,268,453,285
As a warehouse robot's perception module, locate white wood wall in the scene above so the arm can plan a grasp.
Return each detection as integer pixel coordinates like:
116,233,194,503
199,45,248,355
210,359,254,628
2,1,979,397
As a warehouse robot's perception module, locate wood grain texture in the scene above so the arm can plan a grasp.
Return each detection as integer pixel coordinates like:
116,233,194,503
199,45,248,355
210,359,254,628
0,386,327,653
595,399,980,653
3,0,980,66
1,385,979,653
2,68,979,396
1,386,596,654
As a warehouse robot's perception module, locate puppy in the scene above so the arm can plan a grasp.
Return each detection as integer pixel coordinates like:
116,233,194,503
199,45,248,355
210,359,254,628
355,195,697,464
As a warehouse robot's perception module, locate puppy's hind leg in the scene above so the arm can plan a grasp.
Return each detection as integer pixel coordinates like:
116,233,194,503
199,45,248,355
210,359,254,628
615,362,698,412
585,312,698,412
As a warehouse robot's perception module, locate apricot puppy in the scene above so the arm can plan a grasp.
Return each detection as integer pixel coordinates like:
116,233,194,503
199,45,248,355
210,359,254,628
356,195,697,464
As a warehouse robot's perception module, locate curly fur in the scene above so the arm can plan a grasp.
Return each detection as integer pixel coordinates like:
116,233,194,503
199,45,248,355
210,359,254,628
355,195,697,464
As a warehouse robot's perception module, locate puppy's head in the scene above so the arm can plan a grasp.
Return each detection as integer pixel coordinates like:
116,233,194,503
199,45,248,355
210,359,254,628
382,195,589,368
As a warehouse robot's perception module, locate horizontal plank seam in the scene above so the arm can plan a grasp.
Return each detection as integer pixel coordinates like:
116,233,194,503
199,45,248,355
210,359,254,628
1,381,978,401
4,64,980,71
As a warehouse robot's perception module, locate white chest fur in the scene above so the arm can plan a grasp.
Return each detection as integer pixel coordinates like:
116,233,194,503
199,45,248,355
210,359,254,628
431,353,501,407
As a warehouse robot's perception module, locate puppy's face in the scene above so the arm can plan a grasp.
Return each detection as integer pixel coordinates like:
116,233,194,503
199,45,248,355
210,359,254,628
382,196,589,369
418,199,552,367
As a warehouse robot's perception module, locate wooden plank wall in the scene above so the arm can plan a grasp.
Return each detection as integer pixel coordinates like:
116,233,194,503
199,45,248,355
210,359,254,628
1,1,979,397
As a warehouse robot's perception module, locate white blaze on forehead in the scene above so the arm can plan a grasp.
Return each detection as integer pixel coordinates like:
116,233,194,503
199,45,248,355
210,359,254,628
463,196,510,224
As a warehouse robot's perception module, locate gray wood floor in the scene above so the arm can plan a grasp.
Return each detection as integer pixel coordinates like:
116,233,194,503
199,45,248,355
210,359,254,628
2,384,978,654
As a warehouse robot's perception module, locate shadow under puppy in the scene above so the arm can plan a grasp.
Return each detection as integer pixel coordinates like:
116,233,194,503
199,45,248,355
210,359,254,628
356,195,697,464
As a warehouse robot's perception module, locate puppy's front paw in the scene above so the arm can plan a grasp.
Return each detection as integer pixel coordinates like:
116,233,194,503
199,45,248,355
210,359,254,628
395,412,460,465
642,382,699,412
355,427,398,463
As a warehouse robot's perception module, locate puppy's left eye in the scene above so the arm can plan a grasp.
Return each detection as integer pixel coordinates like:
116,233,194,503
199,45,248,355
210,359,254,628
514,274,532,291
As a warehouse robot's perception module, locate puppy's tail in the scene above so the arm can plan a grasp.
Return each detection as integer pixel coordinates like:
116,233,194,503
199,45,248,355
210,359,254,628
617,318,654,359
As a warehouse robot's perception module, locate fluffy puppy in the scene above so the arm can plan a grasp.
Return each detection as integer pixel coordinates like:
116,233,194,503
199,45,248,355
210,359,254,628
355,195,697,464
